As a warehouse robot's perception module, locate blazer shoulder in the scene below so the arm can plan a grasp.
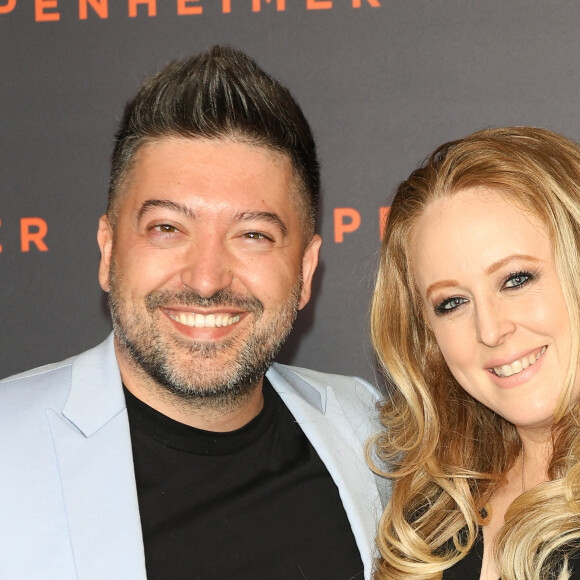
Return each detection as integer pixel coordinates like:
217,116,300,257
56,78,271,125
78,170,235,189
0,356,75,421
267,363,383,438
1,355,75,385
270,362,381,404
0,336,120,433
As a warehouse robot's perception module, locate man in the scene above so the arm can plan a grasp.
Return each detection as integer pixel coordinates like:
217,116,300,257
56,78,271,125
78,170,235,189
0,46,385,579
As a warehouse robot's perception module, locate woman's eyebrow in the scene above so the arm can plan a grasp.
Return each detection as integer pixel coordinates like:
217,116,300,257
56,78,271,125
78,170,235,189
426,280,459,300
484,254,540,275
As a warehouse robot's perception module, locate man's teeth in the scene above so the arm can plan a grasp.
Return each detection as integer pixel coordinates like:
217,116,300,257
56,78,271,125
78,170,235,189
492,346,547,378
168,312,241,328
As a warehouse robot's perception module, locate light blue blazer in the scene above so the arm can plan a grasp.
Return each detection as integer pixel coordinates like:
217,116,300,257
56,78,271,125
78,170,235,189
0,335,387,579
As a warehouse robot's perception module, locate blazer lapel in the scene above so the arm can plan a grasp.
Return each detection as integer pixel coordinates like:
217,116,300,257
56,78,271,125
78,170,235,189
48,335,147,579
267,364,384,579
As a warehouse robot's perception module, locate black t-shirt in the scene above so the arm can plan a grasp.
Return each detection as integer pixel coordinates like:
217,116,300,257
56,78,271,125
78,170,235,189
124,378,364,580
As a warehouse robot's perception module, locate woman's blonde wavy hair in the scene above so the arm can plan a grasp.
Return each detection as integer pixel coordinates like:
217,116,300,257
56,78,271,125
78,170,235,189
371,127,580,579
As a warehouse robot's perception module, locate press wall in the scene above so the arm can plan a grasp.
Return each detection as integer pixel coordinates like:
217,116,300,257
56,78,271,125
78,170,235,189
2,0,578,382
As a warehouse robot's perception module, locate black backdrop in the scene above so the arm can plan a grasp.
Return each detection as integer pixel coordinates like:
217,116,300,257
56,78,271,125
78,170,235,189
2,0,580,382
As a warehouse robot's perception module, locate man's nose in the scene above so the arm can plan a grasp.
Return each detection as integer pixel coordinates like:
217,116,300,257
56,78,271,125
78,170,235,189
179,236,234,298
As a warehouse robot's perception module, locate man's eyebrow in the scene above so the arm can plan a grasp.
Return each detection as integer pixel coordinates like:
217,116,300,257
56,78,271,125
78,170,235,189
233,211,288,237
137,199,195,222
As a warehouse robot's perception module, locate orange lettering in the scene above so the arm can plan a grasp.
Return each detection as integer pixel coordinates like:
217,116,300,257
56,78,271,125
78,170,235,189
0,0,16,15
353,0,379,6
307,0,331,9
35,0,60,21
21,218,48,252
79,0,108,19
177,0,202,14
252,0,285,11
222,0,230,12
379,206,390,239
334,208,361,243
128,0,156,17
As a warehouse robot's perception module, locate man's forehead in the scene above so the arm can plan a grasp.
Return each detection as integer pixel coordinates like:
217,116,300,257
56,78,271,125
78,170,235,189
137,135,288,164
123,136,293,189
116,136,310,230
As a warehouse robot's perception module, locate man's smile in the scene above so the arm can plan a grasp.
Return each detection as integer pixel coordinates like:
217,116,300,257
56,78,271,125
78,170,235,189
166,310,242,328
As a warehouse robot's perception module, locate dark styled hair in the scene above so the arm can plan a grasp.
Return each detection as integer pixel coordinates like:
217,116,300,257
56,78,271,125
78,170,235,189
107,45,319,236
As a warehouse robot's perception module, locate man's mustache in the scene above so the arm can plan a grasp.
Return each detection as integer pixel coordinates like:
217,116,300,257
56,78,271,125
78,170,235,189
145,289,264,316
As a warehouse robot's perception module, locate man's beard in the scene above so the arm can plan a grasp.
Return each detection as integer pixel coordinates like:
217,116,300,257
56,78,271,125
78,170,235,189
108,264,301,410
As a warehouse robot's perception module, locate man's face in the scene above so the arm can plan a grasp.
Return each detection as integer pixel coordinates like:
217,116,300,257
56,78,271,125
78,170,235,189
98,137,320,405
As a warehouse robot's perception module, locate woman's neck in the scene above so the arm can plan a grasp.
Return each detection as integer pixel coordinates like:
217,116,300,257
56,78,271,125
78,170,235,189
480,429,552,580
517,427,552,491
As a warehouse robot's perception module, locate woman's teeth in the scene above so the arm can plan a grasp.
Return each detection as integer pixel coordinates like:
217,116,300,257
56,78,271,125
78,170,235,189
491,346,547,378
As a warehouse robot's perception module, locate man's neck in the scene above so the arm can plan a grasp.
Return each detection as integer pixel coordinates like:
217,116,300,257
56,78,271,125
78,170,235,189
116,348,265,432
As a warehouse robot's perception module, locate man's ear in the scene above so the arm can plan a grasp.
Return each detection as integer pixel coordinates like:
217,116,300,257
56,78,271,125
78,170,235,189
97,215,113,292
298,234,322,310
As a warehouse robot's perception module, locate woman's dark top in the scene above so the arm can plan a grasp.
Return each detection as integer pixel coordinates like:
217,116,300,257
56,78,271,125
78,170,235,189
441,529,484,579
442,528,580,579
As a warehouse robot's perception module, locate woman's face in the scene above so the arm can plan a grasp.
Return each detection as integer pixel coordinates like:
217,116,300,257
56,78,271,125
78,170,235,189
411,187,574,432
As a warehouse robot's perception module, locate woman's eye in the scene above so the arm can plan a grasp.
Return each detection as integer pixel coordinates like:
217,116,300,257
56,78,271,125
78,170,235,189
434,296,468,316
504,272,532,289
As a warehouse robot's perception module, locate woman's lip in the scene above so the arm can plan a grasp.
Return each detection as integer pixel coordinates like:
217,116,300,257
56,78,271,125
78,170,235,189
484,345,547,369
486,346,547,388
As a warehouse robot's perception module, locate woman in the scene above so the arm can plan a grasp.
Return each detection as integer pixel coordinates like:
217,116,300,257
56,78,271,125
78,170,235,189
371,127,580,579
